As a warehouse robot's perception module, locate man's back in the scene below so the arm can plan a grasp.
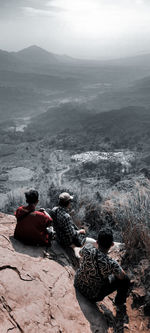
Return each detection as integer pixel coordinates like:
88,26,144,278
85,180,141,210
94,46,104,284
14,205,51,245
51,206,78,247
74,243,122,301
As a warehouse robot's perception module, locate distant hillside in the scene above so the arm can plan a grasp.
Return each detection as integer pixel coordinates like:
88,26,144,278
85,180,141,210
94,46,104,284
0,45,78,72
1,45,150,78
0,70,80,120
1,45,150,123
0,70,79,90
134,76,150,92
108,53,150,68
14,45,59,64
27,103,89,135
0,49,23,71
91,73,150,112
25,105,150,149
15,45,77,64
86,106,150,136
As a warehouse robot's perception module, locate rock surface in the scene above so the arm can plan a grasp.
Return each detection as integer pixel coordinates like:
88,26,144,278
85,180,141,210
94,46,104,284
0,213,149,333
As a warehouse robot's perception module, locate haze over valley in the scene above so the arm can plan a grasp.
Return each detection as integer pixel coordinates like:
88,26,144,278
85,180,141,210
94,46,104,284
1,1,150,326
0,45,150,213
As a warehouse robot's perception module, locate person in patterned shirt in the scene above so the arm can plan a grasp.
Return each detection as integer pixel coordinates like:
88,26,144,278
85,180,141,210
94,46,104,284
74,228,130,305
51,192,96,252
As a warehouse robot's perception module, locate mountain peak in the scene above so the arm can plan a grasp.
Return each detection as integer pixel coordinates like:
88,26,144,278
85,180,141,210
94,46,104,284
16,45,58,64
18,45,49,53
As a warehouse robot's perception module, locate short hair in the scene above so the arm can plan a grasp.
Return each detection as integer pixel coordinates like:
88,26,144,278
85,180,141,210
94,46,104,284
25,190,39,204
97,228,113,250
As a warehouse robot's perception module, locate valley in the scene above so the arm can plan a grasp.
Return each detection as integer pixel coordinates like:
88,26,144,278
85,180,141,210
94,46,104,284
0,45,150,321
0,46,149,226
0,120,148,214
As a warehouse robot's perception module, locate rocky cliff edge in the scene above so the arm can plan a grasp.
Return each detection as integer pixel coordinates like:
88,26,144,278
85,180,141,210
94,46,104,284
0,213,148,333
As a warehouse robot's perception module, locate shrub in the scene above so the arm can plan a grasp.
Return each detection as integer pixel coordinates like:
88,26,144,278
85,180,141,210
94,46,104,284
101,184,150,312
3,190,25,214
120,186,150,261
101,184,150,258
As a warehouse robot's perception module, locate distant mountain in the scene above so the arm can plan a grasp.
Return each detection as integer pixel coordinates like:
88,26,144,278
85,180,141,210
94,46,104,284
108,53,150,68
134,76,150,91
85,106,150,135
14,45,58,65
0,45,81,74
26,104,150,149
27,103,89,135
1,45,150,78
0,49,23,71
15,45,79,65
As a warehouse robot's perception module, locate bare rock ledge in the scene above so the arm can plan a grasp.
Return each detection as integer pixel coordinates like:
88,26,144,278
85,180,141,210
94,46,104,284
0,213,149,333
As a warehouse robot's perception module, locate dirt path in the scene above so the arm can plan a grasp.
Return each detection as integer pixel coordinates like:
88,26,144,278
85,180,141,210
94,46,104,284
57,165,70,187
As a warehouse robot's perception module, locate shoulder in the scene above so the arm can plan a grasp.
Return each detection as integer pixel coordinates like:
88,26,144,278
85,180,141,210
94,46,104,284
80,243,96,257
107,256,122,273
64,212,70,219
51,206,58,213
34,211,50,219
15,205,27,216
57,207,70,219
97,251,116,268
16,205,26,211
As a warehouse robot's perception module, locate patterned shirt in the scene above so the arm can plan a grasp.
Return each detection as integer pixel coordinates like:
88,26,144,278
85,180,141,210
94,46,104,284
74,243,122,300
51,206,79,247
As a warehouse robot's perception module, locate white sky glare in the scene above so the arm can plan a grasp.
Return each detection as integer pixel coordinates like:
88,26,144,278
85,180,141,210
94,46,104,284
0,0,150,59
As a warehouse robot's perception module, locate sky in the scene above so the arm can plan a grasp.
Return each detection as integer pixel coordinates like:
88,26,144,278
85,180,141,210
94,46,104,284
0,0,150,59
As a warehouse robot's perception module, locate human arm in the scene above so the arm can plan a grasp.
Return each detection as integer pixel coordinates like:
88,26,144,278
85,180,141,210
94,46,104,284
61,214,79,245
109,258,127,280
38,208,51,217
77,228,86,235
37,210,53,231
115,268,126,280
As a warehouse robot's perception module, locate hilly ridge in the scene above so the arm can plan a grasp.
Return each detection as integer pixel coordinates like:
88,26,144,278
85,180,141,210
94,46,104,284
0,44,150,328
0,45,78,72
1,45,150,74
14,45,58,64
25,105,150,151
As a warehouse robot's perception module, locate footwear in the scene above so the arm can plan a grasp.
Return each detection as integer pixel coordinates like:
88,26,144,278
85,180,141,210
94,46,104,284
115,304,129,324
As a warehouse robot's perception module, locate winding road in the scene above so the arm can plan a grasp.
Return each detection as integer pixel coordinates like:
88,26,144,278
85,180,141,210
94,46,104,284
57,165,70,187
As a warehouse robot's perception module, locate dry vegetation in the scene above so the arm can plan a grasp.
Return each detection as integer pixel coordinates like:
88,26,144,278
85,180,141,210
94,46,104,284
99,182,150,314
3,180,150,314
101,183,150,261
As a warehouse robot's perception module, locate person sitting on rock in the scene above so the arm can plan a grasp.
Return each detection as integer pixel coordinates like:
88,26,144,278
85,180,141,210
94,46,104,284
14,189,53,246
74,227,131,306
51,192,96,256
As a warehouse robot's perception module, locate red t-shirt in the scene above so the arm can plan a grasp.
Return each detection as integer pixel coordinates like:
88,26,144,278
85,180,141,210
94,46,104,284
14,205,52,245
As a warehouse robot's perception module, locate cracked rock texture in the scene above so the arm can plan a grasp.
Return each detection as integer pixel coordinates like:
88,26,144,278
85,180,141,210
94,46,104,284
0,213,149,333
0,213,108,333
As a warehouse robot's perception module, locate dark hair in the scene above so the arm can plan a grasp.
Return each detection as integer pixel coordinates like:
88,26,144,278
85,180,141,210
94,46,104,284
97,228,113,250
25,190,39,204
59,198,71,207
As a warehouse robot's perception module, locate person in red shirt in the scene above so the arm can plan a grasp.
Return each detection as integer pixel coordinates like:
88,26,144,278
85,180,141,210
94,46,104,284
14,189,53,246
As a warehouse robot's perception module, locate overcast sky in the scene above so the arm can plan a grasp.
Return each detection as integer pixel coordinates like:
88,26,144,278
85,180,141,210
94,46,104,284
0,0,150,59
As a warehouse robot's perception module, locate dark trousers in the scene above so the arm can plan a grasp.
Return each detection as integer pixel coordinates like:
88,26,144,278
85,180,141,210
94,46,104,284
93,275,131,305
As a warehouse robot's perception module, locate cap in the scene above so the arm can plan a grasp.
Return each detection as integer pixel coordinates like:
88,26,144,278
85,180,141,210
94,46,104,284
59,192,73,202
